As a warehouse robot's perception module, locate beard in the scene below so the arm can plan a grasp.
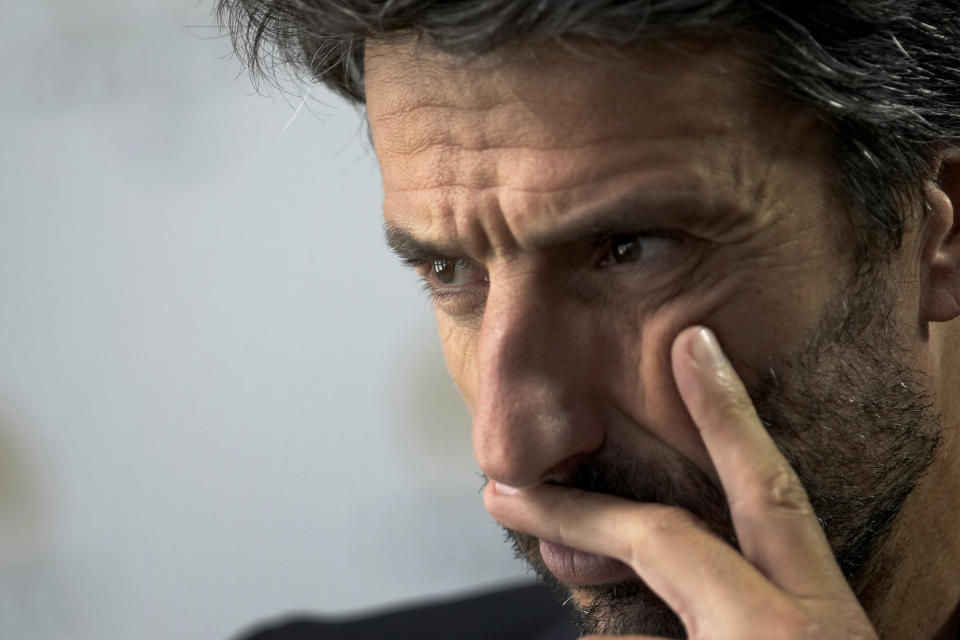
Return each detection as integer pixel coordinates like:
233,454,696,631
500,265,942,638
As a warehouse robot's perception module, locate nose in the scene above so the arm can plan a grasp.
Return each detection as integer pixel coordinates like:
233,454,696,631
471,276,606,488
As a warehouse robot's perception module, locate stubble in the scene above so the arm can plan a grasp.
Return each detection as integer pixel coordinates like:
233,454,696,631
500,266,941,638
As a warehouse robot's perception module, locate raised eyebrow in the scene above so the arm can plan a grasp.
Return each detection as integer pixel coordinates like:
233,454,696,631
384,224,463,265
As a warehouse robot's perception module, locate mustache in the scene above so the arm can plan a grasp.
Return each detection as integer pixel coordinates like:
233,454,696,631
483,441,735,545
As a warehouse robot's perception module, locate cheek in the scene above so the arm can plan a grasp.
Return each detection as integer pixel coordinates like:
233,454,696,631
626,261,839,477
622,275,802,477
704,265,836,387
630,303,718,475
435,314,479,407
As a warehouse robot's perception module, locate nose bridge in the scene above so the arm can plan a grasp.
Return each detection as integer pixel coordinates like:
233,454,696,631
472,273,604,487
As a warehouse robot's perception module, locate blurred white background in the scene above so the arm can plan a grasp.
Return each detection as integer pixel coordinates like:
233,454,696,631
0,2,528,638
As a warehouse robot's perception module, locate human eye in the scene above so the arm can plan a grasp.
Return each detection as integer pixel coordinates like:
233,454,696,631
596,231,682,268
416,256,489,314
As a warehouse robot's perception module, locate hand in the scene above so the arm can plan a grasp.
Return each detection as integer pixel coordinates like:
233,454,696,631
482,326,878,639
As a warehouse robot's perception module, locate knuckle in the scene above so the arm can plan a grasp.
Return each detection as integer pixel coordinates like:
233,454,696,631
646,505,701,538
734,464,812,517
763,609,824,640
755,604,876,640
628,506,706,564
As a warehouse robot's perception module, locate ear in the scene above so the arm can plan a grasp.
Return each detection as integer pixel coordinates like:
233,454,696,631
921,151,960,323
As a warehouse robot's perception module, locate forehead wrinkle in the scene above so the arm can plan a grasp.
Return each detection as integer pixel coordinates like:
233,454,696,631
369,52,750,164
381,127,762,256
378,129,732,199
374,92,735,162
370,36,816,263
385,174,746,263
372,100,510,162
377,132,669,159
368,45,769,210
384,183,512,260
367,32,770,134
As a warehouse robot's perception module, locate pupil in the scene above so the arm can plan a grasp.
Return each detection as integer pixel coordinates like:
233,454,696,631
613,237,641,263
433,258,456,284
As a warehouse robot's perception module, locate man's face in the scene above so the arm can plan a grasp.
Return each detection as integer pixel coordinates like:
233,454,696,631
365,38,939,636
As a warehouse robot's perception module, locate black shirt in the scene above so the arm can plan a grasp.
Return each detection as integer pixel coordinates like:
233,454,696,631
235,582,578,640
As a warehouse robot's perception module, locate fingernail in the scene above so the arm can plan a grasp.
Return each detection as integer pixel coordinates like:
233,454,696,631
494,482,520,495
690,327,727,369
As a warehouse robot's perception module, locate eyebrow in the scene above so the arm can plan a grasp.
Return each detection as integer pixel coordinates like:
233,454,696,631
384,190,723,264
385,224,460,266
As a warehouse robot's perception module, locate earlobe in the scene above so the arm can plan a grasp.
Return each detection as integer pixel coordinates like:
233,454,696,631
920,155,960,323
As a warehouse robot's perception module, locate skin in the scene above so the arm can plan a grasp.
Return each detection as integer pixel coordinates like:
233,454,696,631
364,35,960,639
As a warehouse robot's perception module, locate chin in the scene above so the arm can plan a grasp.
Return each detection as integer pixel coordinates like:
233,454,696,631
551,578,688,638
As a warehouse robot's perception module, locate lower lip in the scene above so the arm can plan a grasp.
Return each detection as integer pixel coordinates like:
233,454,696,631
539,539,636,586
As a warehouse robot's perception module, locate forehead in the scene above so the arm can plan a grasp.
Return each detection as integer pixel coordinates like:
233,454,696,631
364,36,823,250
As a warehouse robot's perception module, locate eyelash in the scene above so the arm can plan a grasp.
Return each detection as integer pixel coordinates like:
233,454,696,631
419,280,463,303
415,258,489,308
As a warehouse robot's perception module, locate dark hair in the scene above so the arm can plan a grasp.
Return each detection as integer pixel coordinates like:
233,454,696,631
216,0,960,258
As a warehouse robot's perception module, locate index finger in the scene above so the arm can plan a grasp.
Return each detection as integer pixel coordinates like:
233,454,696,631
671,326,852,600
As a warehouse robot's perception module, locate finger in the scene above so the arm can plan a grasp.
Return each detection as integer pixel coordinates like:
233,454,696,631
671,326,850,599
483,481,795,634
